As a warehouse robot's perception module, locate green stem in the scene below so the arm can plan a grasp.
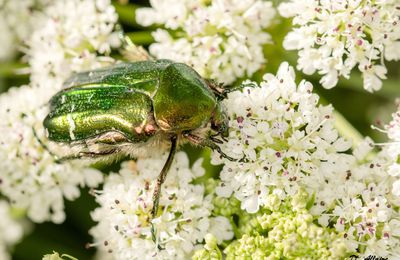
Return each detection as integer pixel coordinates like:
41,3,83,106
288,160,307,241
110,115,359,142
60,254,79,260
316,92,365,148
113,2,158,31
338,73,399,100
0,62,29,78
229,216,242,239
220,241,229,249
126,31,154,45
113,2,140,27
333,110,364,148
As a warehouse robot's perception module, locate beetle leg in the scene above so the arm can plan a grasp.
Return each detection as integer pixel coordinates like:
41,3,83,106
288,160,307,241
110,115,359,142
209,132,228,142
32,126,59,159
55,148,119,163
221,82,259,97
209,135,223,144
150,135,177,249
183,132,237,162
33,126,121,163
206,81,259,100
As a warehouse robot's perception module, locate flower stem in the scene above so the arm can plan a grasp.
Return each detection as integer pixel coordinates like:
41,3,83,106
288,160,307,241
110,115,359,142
229,216,242,239
126,31,154,45
317,95,365,148
113,2,140,27
333,110,364,148
338,72,399,100
0,62,29,78
113,2,158,30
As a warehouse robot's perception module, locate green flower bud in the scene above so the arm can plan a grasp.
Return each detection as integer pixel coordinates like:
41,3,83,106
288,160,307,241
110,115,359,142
220,190,351,259
192,234,223,260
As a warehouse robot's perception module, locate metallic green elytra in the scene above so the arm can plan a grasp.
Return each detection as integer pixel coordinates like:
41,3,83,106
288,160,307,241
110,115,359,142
42,59,234,246
44,59,228,147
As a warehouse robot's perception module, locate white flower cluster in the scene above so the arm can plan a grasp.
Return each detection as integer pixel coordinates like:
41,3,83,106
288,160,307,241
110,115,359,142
320,105,400,257
212,62,400,257
0,201,24,260
313,137,400,257
0,0,120,223
279,0,400,92
0,0,51,61
90,152,233,259
0,85,103,223
136,0,276,84
213,62,352,213
27,0,120,89
385,104,400,180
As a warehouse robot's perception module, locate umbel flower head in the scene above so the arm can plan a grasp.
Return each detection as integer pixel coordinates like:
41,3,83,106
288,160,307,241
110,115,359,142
0,201,24,260
0,0,50,61
194,189,349,259
90,152,233,259
0,85,103,223
279,0,400,91
136,0,276,84
0,0,119,223
318,140,400,258
213,62,352,213
26,0,120,90
211,62,400,257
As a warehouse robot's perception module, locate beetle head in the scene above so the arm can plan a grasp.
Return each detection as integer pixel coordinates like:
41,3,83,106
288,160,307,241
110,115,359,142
211,105,229,138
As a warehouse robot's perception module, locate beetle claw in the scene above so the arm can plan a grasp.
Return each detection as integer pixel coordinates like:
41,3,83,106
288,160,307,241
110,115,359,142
214,146,236,162
210,136,223,144
238,154,249,163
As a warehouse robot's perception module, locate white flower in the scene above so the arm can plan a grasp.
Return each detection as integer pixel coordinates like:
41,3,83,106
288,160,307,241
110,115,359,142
393,180,400,196
0,15,16,61
136,0,276,84
90,152,232,259
382,105,400,199
0,85,103,223
212,62,352,213
385,105,400,158
208,216,234,244
0,0,50,61
0,201,24,260
209,61,400,256
279,0,400,92
319,142,400,257
0,0,120,224
26,0,120,90
352,137,374,161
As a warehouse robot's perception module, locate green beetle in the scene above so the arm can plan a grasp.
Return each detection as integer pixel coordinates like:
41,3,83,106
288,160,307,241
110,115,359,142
43,59,236,244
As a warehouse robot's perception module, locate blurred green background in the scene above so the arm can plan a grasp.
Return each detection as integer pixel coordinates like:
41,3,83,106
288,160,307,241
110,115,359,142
0,0,398,259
